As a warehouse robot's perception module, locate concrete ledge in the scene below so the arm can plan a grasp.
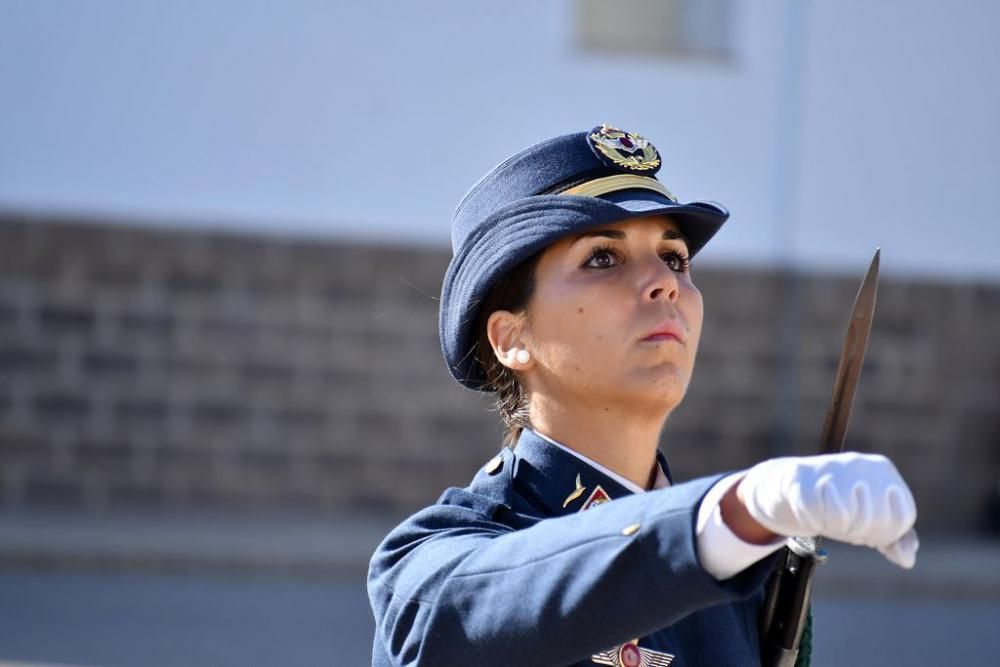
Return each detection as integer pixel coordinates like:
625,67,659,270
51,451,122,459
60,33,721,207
0,509,402,577
814,538,1000,600
2,510,999,599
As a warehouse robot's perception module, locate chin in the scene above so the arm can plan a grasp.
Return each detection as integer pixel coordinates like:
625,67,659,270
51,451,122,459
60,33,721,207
619,370,690,413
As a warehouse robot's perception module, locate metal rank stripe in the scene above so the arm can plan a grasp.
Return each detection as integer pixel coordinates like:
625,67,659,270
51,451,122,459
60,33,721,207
560,174,678,203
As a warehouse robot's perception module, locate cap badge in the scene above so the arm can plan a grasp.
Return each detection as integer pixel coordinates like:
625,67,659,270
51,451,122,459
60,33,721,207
588,124,661,172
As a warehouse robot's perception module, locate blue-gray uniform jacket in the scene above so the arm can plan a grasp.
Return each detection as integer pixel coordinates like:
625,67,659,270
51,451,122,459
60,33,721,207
367,428,782,666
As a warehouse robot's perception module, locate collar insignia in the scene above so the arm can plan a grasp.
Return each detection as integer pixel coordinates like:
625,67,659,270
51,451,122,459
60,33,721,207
592,639,676,666
579,484,611,512
588,124,661,173
563,473,588,508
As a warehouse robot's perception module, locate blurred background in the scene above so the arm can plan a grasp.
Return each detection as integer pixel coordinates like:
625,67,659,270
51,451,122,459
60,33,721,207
1,1,998,665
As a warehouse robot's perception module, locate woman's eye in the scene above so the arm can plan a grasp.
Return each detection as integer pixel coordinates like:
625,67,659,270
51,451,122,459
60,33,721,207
661,251,691,272
584,249,620,269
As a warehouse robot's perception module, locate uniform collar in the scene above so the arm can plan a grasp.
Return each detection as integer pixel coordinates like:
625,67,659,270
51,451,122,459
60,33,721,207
511,427,673,518
529,427,670,494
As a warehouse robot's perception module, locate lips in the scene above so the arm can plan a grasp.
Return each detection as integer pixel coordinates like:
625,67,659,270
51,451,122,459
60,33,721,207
641,320,685,343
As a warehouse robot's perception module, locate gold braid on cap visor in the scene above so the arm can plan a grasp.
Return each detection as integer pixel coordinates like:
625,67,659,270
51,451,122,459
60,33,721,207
558,174,678,203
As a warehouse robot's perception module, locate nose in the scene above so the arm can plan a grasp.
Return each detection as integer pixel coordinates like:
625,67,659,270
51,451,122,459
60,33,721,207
644,256,680,304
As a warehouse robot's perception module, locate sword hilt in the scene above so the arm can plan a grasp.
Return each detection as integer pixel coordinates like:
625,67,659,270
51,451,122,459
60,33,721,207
759,539,827,667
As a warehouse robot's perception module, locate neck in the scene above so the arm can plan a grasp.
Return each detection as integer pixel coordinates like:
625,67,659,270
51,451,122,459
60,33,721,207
526,392,669,490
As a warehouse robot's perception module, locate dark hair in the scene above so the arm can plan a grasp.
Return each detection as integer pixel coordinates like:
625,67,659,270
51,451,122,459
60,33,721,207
473,251,544,448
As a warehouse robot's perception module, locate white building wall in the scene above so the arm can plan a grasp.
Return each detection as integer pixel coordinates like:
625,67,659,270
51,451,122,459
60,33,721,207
1,0,997,278
794,0,1000,276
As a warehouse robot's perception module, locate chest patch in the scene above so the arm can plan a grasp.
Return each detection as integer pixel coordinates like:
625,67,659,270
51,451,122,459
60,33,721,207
579,485,611,511
591,638,675,666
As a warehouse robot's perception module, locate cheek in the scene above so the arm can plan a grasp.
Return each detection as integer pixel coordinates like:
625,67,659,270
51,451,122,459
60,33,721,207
557,303,617,347
683,288,705,347
572,304,621,350
532,292,623,364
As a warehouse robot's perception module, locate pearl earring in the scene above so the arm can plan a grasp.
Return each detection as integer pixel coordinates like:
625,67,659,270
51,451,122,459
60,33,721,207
515,349,530,364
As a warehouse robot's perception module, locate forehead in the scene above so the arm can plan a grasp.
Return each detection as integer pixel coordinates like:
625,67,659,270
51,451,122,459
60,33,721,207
604,215,679,234
601,215,680,232
552,215,683,250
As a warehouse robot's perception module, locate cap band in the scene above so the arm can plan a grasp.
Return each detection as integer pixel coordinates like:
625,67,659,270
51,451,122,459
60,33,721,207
559,174,677,202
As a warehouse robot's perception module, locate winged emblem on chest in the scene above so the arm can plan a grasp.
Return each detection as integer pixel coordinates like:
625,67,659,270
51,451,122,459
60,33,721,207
592,638,675,666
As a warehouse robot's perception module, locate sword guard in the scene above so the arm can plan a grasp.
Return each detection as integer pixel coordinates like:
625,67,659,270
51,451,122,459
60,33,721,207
786,536,828,563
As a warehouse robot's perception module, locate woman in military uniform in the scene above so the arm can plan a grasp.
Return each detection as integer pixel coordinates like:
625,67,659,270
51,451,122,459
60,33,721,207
367,125,918,666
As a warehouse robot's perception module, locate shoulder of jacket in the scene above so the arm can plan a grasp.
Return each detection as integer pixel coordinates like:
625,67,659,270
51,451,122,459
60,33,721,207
405,446,518,524
368,448,519,574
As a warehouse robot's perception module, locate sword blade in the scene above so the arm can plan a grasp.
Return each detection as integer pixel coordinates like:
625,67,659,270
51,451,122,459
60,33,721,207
818,248,880,455
760,250,881,665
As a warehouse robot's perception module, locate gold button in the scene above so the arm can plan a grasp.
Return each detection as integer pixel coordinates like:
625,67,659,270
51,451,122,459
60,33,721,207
484,456,503,475
622,523,640,536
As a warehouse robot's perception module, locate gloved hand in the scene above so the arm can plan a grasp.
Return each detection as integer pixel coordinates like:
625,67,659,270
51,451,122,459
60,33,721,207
737,452,919,569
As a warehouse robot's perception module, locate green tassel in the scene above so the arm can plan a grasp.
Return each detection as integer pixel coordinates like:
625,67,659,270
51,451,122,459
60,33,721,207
794,606,813,667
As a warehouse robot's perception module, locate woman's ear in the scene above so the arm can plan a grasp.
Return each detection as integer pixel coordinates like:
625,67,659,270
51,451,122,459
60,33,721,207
486,309,534,371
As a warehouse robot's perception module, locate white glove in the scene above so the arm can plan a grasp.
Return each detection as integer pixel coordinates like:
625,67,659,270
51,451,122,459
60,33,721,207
738,452,919,569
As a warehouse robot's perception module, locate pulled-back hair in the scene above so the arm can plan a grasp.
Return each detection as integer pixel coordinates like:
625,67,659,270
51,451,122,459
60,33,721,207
473,251,544,448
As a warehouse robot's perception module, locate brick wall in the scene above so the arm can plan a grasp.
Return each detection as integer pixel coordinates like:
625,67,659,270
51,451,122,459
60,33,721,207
1,214,997,534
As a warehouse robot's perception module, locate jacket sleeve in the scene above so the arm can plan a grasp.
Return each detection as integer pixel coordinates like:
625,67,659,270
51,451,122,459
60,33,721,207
367,473,779,666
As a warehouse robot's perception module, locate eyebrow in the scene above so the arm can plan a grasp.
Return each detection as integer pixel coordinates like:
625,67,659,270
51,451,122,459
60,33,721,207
571,227,688,246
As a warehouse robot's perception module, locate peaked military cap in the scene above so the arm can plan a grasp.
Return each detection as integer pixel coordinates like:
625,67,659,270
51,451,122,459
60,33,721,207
440,124,729,391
